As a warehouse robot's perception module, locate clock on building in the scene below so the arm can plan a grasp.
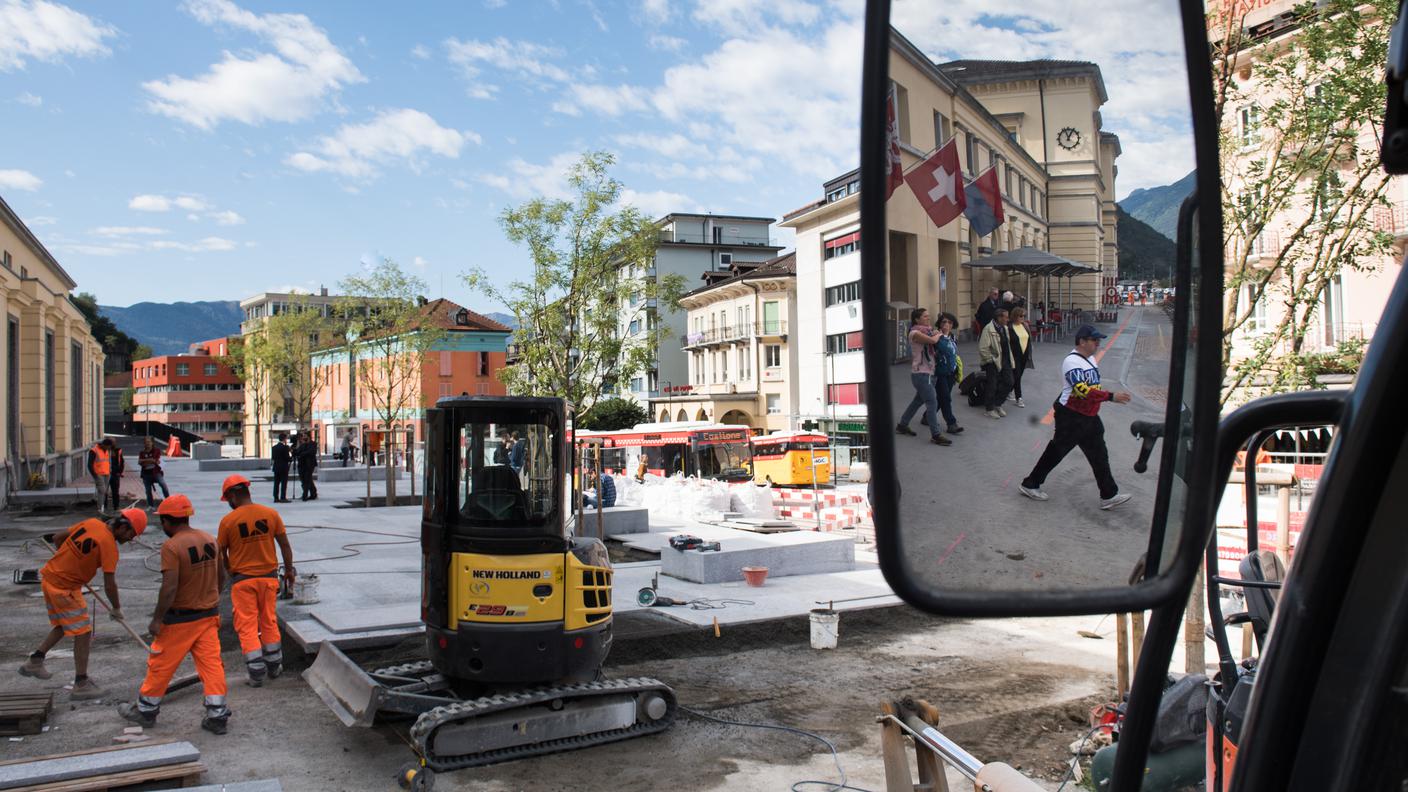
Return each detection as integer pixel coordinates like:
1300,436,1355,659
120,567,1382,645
1056,126,1082,151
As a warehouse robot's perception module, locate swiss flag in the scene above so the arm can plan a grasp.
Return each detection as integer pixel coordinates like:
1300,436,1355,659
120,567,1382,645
885,89,903,199
904,139,965,228
963,166,1006,237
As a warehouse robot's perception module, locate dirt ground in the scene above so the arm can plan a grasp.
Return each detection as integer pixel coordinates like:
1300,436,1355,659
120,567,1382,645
0,507,1121,791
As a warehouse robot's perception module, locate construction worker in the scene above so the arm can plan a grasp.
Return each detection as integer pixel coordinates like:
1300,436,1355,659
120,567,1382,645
216,474,294,686
86,438,113,516
118,494,230,735
19,509,147,698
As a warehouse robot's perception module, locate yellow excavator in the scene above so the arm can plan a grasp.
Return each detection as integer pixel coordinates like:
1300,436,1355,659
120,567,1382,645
306,397,675,789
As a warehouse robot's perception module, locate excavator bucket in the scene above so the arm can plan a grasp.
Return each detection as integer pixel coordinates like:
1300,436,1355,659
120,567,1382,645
306,643,383,727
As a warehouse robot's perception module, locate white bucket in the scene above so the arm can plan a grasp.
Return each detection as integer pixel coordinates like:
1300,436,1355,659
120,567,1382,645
809,608,840,650
292,573,321,605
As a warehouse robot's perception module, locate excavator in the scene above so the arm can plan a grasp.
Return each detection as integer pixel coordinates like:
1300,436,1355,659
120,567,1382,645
306,396,676,790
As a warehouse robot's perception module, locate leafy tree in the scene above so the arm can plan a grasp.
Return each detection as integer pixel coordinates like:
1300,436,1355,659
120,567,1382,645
70,292,142,371
577,397,648,431
338,259,445,505
222,333,275,458
133,344,153,362
119,385,136,415
1210,0,1396,403
262,293,345,431
463,151,685,417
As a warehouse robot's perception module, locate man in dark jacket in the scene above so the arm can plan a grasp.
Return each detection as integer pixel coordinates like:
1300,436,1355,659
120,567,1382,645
107,442,126,515
296,434,318,501
271,434,292,503
975,288,1001,333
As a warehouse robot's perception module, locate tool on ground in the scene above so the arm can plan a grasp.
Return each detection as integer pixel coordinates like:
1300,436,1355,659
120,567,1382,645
668,534,721,552
305,397,675,788
636,571,686,607
13,569,40,585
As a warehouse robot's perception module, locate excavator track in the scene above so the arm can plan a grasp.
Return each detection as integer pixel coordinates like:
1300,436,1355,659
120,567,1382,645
409,677,677,772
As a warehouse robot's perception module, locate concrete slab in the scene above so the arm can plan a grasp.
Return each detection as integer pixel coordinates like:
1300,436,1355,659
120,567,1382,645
573,506,649,537
313,603,421,634
8,488,95,506
0,741,201,789
318,466,408,483
283,617,423,652
182,782,283,792
662,530,855,584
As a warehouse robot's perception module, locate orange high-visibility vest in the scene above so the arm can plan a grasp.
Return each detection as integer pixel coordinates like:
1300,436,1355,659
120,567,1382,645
91,445,111,476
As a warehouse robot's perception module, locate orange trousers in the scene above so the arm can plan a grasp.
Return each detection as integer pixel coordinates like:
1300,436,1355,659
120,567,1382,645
41,581,91,637
136,616,227,716
230,577,282,674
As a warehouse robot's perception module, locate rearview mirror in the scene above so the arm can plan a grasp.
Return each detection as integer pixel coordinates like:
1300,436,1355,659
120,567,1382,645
851,0,1225,614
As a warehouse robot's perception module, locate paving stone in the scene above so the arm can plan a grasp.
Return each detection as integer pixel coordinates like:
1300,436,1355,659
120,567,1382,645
0,741,200,789
573,506,649,538
312,604,421,634
181,781,283,792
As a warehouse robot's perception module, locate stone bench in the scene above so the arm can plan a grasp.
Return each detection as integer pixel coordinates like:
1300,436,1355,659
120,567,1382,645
318,466,409,483
662,530,855,584
8,487,97,507
196,455,340,472
575,506,649,538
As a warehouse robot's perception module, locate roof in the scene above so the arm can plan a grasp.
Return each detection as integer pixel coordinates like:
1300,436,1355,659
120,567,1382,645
655,213,777,225
682,252,796,298
938,59,1109,105
415,298,513,333
964,246,1100,277
0,192,78,290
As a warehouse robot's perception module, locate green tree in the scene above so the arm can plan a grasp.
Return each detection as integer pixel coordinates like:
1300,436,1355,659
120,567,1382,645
70,292,142,371
463,151,685,417
1211,0,1395,403
222,333,275,458
262,293,345,431
338,259,445,505
577,397,648,431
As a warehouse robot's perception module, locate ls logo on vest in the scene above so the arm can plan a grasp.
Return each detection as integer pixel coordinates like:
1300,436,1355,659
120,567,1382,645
69,527,97,555
187,543,217,565
237,520,270,539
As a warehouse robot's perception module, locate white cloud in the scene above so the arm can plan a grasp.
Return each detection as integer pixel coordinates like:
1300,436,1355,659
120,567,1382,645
175,195,208,211
615,132,703,160
142,0,364,129
92,226,167,236
410,43,430,59
150,236,238,252
476,152,582,201
648,34,686,53
286,108,478,179
483,0,507,7
691,0,822,36
619,188,700,217
16,91,42,106
0,169,43,191
554,83,649,117
639,0,671,24
0,0,116,71
412,255,428,270
211,209,245,225
445,37,570,90
128,193,210,212
26,215,57,226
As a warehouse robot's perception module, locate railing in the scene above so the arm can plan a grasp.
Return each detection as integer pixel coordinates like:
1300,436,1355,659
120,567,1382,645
681,321,789,347
659,233,785,247
1374,200,1408,236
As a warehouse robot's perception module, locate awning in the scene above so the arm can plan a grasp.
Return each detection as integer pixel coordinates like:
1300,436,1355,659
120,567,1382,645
963,246,1100,277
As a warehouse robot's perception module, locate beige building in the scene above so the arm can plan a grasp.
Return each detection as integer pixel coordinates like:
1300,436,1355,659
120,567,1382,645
1,194,106,504
650,253,799,433
237,289,341,455
780,30,1119,445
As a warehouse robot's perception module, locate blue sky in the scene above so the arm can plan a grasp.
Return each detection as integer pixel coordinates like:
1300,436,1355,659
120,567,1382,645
0,0,1193,310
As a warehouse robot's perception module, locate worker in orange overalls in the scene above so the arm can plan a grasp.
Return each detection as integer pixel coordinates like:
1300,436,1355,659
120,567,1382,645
118,494,230,734
216,474,294,686
19,509,147,699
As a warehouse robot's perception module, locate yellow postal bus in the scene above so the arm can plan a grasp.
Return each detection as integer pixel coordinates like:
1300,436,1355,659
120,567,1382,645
748,431,831,486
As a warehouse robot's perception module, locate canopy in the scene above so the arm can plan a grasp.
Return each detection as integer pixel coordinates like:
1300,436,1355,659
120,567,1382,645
964,246,1100,277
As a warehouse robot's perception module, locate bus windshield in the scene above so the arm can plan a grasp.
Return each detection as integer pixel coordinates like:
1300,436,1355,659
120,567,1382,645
458,421,558,530
692,439,752,480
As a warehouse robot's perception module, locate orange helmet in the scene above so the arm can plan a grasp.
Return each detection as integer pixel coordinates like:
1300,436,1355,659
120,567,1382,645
119,508,148,536
220,474,252,501
156,494,195,518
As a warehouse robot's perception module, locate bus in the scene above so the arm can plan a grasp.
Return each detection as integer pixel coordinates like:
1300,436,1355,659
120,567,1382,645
748,431,831,486
576,422,753,482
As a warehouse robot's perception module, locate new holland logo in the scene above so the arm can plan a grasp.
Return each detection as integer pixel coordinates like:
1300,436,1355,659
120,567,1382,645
471,569,548,580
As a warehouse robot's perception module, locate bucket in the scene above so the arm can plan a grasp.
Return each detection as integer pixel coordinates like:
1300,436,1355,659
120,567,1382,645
292,573,321,605
810,608,840,649
741,566,769,587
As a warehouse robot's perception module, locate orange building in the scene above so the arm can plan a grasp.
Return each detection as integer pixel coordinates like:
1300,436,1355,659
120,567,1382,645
131,337,243,443
309,299,510,455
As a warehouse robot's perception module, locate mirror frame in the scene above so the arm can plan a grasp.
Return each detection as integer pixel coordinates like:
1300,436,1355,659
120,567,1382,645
861,0,1227,615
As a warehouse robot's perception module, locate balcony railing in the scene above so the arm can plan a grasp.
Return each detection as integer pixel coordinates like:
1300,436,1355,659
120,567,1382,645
1374,201,1408,237
659,233,785,247
681,321,790,348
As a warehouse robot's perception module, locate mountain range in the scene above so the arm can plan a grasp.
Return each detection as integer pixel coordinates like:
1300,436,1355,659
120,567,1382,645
1119,170,1195,241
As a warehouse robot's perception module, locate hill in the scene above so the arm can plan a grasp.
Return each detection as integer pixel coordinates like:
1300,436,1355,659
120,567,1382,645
1119,170,1195,241
485,312,519,330
1117,206,1178,284
98,301,245,356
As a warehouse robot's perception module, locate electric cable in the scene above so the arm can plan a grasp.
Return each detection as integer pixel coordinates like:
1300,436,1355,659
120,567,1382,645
1055,722,1111,792
684,598,755,610
679,705,874,792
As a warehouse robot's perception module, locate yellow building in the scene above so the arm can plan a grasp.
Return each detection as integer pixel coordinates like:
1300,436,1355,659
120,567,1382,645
1,194,106,503
780,29,1119,444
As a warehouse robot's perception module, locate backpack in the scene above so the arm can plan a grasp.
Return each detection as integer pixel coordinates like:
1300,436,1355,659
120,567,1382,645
958,371,986,406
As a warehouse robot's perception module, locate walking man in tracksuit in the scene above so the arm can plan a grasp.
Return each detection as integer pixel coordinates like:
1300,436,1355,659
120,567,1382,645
119,494,230,734
1018,325,1134,510
217,475,294,686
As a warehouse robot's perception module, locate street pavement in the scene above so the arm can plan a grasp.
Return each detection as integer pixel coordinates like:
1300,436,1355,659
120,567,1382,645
887,306,1179,592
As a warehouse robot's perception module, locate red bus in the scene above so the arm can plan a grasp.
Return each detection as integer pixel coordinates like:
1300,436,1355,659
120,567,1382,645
576,422,753,482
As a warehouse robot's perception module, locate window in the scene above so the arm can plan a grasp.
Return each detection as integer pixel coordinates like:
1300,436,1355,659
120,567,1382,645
826,180,859,203
1020,180,1028,209
738,347,751,381
176,363,190,376
720,252,732,267
2,251,10,270
826,383,866,405
479,351,490,376
965,131,979,174
933,110,952,146
1005,166,1014,197
204,363,217,376
720,348,728,381
1239,105,1261,147
825,332,865,354
825,281,862,306
648,371,658,392
7,317,17,451
440,351,453,377
629,319,640,334
712,226,723,244
71,343,83,445
767,394,781,414
630,377,644,392
824,232,859,259
762,301,781,334
890,81,910,143
44,331,54,453
1242,285,1268,333
765,345,781,368
694,352,705,384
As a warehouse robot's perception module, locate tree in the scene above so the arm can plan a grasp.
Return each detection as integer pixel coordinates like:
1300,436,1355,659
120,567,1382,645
262,293,344,431
222,333,275,458
463,151,685,417
338,259,445,505
577,397,648,431
1211,0,1395,403
70,292,142,371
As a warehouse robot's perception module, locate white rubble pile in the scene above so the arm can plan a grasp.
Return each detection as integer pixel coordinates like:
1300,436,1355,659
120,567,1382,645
611,474,776,520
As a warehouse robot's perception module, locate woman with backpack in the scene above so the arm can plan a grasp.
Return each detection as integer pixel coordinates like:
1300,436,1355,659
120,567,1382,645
895,308,953,446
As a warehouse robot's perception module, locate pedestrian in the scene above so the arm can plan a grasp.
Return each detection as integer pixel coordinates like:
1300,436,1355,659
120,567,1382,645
271,433,292,503
106,441,126,514
87,438,114,516
974,288,1001,336
1018,325,1134,510
296,433,319,501
217,475,295,687
924,312,964,435
18,509,147,698
509,430,526,474
340,430,353,468
493,432,510,465
118,494,231,734
978,308,1016,419
895,308,953,446
138,436,170,509
636,452,650,482
1008,306,1035,408
1001,290,1016,312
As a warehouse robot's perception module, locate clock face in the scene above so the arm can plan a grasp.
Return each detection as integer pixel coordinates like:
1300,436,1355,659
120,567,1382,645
1057,127,1082,151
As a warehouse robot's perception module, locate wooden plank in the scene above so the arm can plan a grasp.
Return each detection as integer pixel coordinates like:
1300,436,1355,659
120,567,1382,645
913,700,950,792
7,762,205,792
0,741,198,790
0,741,179,769
878,701,914,792
1115,613,1130,700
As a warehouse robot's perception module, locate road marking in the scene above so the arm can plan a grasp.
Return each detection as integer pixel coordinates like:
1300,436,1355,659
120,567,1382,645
936,531,967,567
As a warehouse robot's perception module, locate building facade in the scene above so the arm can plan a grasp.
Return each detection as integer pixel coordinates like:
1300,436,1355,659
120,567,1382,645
650,253,799,433
619,214,782,405
131,337,243,444
238,289,342,453
780,30,1119,446
1,194,107,502
309,299,510,455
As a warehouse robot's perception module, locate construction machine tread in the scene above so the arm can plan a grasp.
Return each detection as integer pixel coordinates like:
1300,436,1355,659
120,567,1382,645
409,677,676,771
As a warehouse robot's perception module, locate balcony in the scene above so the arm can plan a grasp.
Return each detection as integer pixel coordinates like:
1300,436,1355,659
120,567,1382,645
681,321,789,348
1374,201,1408,241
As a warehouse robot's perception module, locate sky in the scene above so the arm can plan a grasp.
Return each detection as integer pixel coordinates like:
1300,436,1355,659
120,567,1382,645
0,0,1194,310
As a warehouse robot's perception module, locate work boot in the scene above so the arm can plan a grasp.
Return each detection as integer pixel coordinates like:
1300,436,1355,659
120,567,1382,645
70,679,105,700
895,423,916,436
997,407,1008,417
930,434,952,446
201,714,229,735
246,674,264,688
18,657,51,680
265,662,283,680
117,703,156,727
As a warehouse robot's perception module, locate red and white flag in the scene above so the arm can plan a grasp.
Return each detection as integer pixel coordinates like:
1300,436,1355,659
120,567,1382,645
885,89,903,200
904,139,966,228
